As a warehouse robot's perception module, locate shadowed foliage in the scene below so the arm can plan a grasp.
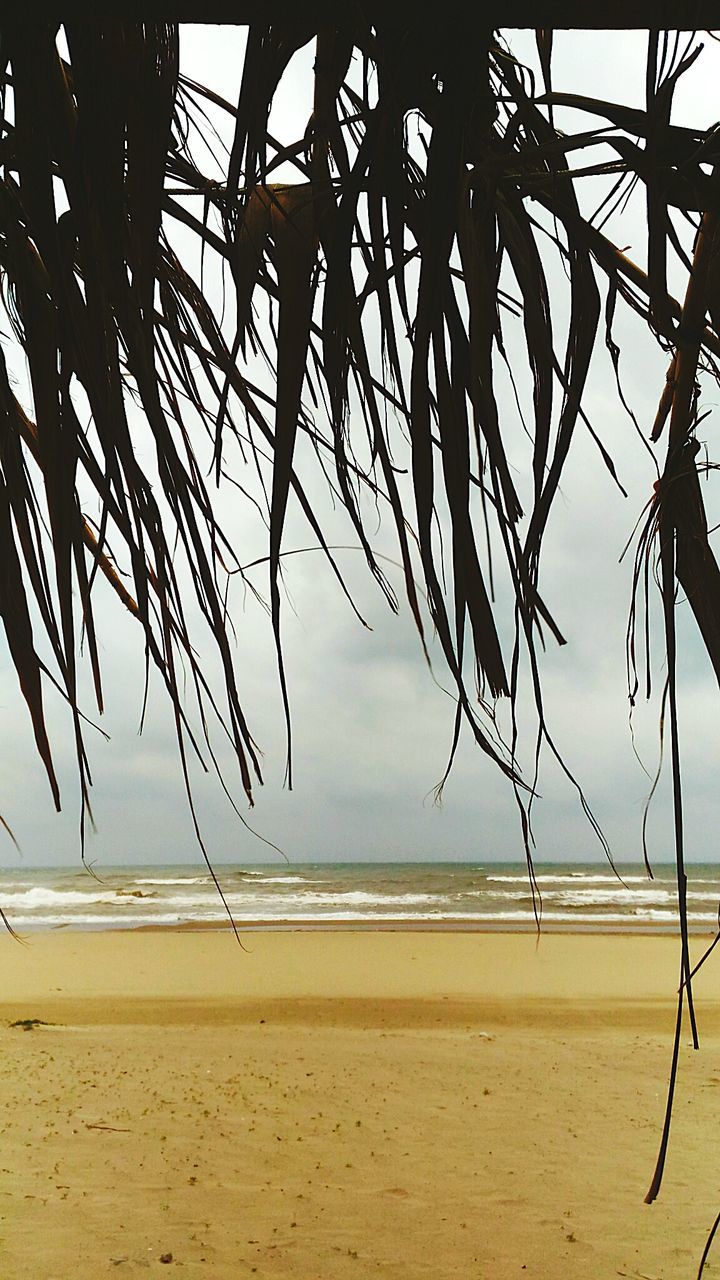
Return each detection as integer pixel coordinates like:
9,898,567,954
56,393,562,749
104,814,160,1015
2,16,720,1220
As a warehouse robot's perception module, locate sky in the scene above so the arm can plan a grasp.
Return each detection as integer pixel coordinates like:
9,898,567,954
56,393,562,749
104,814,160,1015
2,27,720,869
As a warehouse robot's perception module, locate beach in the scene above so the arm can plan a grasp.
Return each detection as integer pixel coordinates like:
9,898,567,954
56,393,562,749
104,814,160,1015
2,930,720,1278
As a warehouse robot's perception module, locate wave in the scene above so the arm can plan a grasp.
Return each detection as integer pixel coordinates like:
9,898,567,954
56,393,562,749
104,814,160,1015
11,912,205,928
0,886,447,914
155,889,444,909
246,876,315,885
133,872,316,887
488,888,720,909
486,874,663,885
133,877,211,886
548,889,675,906
0,887,125,909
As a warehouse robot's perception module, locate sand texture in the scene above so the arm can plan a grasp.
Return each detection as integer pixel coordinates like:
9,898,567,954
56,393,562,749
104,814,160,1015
2,930,720,1278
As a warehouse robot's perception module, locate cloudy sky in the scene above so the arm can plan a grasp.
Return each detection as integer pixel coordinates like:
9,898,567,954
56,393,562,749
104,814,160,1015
2,26,720,870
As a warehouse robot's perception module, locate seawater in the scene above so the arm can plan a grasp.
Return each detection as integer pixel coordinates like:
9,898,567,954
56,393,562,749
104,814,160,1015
0,861,719,933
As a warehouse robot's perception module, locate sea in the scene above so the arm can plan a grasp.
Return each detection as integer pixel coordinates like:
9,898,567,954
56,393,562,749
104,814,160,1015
0,860,719,934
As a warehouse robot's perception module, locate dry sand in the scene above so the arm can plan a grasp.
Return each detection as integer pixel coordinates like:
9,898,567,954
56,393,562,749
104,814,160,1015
2,930,720,1278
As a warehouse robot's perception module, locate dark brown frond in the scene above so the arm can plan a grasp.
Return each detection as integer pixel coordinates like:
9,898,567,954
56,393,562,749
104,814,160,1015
3,24,720,1010
7,20,720,1230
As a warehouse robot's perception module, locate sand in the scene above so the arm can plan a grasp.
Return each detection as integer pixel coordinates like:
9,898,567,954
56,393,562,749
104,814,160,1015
2,930,720,1278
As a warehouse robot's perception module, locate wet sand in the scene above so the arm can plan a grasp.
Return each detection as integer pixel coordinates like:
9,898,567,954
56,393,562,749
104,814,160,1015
2,930,720,1278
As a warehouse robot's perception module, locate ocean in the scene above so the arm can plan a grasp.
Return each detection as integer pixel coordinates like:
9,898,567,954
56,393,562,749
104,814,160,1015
0,860,718,934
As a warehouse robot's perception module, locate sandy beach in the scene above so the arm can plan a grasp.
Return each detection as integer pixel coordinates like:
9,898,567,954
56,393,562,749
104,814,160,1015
2,930,720,1278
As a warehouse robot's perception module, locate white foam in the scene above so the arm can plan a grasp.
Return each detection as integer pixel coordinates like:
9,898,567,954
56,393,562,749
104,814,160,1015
133,877,211,886
0,887,120,909
247,876,312,885
486,874,661,886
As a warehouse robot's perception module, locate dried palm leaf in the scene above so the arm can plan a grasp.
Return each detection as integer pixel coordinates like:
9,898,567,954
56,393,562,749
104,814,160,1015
3,17,720,1215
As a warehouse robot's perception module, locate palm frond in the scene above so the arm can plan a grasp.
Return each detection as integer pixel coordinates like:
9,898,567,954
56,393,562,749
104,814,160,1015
3,10,720,1223
3,28,720,1194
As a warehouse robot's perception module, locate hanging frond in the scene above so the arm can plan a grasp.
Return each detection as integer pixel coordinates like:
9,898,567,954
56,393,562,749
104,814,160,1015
5,13,720,1231
5,27,720,1200
0,17,717,851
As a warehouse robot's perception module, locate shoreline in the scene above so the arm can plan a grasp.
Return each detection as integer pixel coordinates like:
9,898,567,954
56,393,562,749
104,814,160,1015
12,916,719,936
